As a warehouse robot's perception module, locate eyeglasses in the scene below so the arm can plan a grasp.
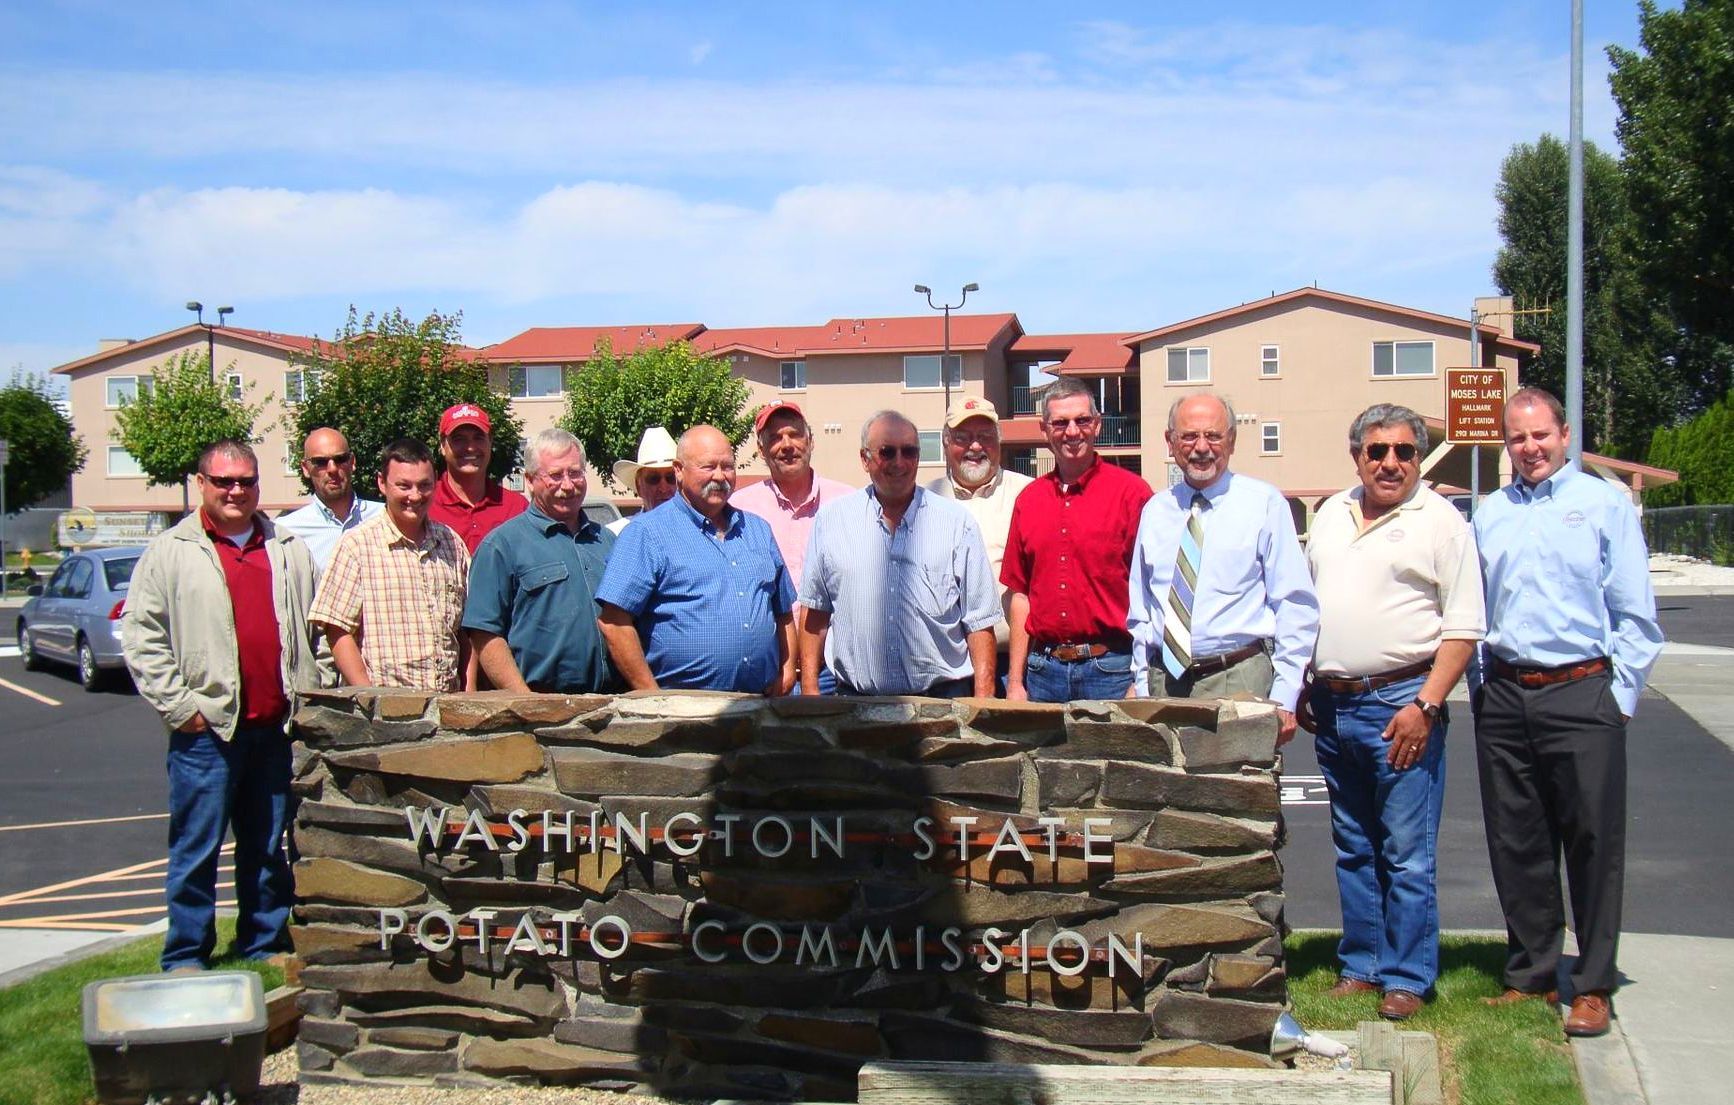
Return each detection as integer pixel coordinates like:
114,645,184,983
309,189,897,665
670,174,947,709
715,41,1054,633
872,445,923,461
639,471,677,486
1043,416,1099,431
537,470,585,486
305,452,353,468
203,474,259,490
948,429,997,446
1174,431,1227,447
1360,442,1418,463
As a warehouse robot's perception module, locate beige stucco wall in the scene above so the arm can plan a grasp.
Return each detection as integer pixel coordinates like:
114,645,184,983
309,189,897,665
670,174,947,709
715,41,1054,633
1134,300,1521,497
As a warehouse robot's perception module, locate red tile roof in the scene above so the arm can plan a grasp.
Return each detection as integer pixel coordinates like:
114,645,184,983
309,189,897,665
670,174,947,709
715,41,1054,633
697,314,1021,358
52,324,329,375
1011,332,1138,375
482,324,705,362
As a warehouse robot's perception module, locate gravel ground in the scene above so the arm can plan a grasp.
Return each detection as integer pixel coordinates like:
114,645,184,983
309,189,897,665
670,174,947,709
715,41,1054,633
1651,553,1734,586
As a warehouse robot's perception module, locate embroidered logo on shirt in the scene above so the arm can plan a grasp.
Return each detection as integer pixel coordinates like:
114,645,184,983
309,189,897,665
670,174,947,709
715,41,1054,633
1386,528,1406,543
1563,511,1586,528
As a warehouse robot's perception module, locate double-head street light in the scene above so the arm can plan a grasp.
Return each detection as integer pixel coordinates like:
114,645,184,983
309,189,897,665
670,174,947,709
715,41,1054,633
186,301,234,381
915,282,979,417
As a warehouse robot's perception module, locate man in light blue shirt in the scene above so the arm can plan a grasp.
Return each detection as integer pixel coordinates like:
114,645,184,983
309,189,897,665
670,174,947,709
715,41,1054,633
799,410,1000,698
595,425,796,696
275,427,383,572
1127,394,1318,745
1471,387,1662,1038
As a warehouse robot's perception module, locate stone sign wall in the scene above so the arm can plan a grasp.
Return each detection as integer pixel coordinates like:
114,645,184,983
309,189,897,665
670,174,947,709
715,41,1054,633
289,689,1288,1099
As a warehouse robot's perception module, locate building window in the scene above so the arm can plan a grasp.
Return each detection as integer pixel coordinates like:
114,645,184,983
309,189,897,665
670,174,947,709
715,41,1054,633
508,364,565,399
283,442,299,477
1165,463,1185,488
503,470,526,492
903,354,962,390
108,446,145,477
1166,347,1209,383
284,368,322,404
105,375,154,408
918,430,943,465
1372,340,1435,377
1103,455,1143,475
1260,345,1280,377
780,360,807,391
1262,422,1281,454
225,372,244,401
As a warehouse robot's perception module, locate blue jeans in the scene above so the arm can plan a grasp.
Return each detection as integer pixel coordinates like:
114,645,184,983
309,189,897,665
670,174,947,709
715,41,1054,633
163,724,294,971
1311,673,1445,997
1024,648,1134,703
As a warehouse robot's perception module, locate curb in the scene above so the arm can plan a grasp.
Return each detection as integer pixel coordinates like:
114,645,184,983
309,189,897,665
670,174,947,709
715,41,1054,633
0,920,166,991
1573,1020,1648,1105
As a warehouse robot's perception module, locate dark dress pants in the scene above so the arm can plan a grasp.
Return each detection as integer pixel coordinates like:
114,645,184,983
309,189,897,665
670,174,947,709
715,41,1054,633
1474,672,1627,995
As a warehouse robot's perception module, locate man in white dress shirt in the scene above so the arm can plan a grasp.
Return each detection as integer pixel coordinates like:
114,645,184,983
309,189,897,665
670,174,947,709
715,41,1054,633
275,427,382,572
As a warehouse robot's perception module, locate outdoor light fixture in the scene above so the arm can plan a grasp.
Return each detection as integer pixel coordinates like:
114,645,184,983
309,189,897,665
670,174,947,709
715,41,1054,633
185,301,204,325
83,971,268,1105
915,282,979,417
217,306,233,326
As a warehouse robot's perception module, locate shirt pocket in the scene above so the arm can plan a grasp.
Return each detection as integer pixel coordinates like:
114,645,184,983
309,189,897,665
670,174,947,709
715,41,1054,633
916,565,961,619
736,552,780,596
521,561,570,594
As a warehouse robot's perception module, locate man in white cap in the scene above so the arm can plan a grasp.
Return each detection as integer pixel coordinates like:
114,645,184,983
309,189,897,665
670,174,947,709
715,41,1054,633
925,397,1032,691
608,426,679,535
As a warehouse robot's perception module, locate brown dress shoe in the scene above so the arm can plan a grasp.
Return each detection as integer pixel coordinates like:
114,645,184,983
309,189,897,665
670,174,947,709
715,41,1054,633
1483,987,1560,1007
1379,990,1424,1021
1327,977,1379,997
1564,992,1613,1037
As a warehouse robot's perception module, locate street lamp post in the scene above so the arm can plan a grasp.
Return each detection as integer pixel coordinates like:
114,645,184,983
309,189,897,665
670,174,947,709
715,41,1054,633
185,301,235,382
914,282,979,418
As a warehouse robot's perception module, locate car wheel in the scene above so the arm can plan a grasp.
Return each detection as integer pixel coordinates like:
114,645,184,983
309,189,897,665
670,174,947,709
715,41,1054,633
77,636,104,692
18,623,44,671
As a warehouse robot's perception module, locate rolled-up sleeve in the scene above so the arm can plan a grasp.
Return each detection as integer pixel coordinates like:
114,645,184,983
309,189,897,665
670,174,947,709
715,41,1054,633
957,517,1001,634
1437,523,1486,641
460,535,513,635
594,522,659,615
796,513,836,613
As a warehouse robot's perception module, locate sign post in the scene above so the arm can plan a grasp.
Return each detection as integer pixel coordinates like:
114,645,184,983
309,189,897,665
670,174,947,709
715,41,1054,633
1445,369,1506,518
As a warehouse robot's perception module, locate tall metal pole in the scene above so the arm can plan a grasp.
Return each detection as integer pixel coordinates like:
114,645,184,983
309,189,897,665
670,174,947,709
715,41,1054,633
942,304,952,417
1468,308,1481,516
1566,0,1585,464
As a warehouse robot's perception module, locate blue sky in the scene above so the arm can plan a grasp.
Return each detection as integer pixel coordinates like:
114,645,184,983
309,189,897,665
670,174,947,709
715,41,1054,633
0,1,1650,386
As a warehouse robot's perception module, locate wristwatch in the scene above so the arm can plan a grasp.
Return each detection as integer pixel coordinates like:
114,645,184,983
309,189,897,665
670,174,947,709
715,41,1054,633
1412,697,1442,721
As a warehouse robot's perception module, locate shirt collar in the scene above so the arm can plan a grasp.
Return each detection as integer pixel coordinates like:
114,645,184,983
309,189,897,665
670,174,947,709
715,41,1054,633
378,511,439,552
675,491,739,536
526,501,598,539
945,468,1004,500
1174,470,1232,507
312,495,363,527
867,484,925,522
768,472,824,512
200,510,264,548
435,472,499,510
1050,456,1102,493
1517,459,1579,501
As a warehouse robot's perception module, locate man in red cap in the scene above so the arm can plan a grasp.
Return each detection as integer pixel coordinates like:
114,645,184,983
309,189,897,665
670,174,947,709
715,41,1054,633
430,402,526,554
732,401,854,693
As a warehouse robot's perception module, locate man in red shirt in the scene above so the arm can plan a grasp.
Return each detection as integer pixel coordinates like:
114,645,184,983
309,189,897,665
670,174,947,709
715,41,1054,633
123,440,322,972
429,403,526,554
1003,378,1153,702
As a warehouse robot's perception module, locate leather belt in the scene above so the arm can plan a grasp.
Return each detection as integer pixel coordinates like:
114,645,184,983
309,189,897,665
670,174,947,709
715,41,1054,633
1313,657,1435,694
1490,656,1610,688
1041,642,1112,662
1183,642,1266,679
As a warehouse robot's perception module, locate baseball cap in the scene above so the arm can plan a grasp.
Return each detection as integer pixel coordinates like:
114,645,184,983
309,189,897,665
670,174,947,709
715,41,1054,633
440,403,491,436
754,401,805,434
944,397,1000,430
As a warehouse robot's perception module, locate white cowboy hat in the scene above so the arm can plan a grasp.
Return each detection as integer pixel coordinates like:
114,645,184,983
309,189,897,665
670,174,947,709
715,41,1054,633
613,426,678,487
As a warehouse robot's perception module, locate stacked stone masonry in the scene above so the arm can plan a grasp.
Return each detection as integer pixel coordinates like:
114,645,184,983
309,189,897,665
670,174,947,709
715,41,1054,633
290,688,1289,1100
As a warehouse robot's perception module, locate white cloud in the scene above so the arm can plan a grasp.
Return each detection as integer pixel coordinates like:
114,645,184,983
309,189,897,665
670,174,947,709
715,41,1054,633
689,41,714,65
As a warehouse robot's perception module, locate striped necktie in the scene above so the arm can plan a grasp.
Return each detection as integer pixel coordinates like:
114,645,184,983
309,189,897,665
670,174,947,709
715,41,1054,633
1160,490,1208,681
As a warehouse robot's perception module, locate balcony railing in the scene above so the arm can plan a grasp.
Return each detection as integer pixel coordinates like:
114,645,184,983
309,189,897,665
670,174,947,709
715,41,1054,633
1097,414,1140,446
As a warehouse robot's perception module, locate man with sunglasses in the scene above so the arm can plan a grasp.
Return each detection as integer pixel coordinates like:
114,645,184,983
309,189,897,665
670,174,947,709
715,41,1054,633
123,439,323,973
1127,394,1317,745
731,402,854,692
1469,388,1660,1037
1003,377,1153,702
607,426,679,535
276,427,382,571
799,410,999,697
925,398,1033,692
1304,403,1484,1021
463,429,617,694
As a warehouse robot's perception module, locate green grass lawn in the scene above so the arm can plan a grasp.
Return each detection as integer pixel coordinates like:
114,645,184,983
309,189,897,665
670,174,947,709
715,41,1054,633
0,920,283,1105
1288,931,1583,1105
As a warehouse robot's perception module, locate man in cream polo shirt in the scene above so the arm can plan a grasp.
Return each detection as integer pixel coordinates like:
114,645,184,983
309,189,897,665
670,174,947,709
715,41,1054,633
924,397,1032,689
1304,402,1484,1023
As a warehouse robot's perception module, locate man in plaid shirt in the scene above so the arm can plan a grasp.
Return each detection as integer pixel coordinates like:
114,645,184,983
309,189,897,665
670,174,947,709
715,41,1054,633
311,438,472,691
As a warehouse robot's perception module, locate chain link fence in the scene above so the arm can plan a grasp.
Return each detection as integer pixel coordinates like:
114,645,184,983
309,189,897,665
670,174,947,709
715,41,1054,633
1643,505,1734,565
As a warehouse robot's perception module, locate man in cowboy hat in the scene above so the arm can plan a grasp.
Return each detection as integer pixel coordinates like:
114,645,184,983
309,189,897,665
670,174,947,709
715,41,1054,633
608,426,679,535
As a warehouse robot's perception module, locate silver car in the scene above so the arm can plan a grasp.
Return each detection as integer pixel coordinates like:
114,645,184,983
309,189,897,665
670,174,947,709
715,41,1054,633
16,546,143,691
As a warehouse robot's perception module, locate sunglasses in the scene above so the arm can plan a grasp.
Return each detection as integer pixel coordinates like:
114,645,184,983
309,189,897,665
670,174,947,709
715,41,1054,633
871,445,923,461
639,471,677,486
203,474,259,490
1361,442,1418,463
305,452,353,468
1044,416,1099,431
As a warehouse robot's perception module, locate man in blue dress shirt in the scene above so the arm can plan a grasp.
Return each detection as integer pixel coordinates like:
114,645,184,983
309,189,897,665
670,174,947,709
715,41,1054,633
799,410,1000,697
595,425,797,695
1471,387,1662,1038
463,429,616,694
1127,394,1318,745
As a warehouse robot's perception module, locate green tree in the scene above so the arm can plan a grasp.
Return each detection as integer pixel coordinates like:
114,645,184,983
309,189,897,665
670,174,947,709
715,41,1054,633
112,351,263,505
0,372,86,513
1610,0,1734,385
1646,390,1734,506
558,339,754,489
1491,134,1683,456
289,307,521,488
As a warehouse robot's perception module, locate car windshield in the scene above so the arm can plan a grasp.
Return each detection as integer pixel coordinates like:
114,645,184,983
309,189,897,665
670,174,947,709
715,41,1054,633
103,557,139,591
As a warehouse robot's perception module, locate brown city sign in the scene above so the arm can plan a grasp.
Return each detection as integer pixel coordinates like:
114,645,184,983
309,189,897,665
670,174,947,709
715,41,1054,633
1445,368,1506,444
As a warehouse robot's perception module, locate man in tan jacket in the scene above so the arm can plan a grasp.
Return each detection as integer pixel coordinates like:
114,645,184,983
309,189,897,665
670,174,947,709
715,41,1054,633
124,439,324,973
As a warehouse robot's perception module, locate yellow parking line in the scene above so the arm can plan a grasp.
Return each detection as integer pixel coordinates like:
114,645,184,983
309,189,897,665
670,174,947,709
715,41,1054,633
0,920,138,932
0,677,60,707
14,882,236,906
0,857,167,907
0,812,168,833
0,900,236,925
